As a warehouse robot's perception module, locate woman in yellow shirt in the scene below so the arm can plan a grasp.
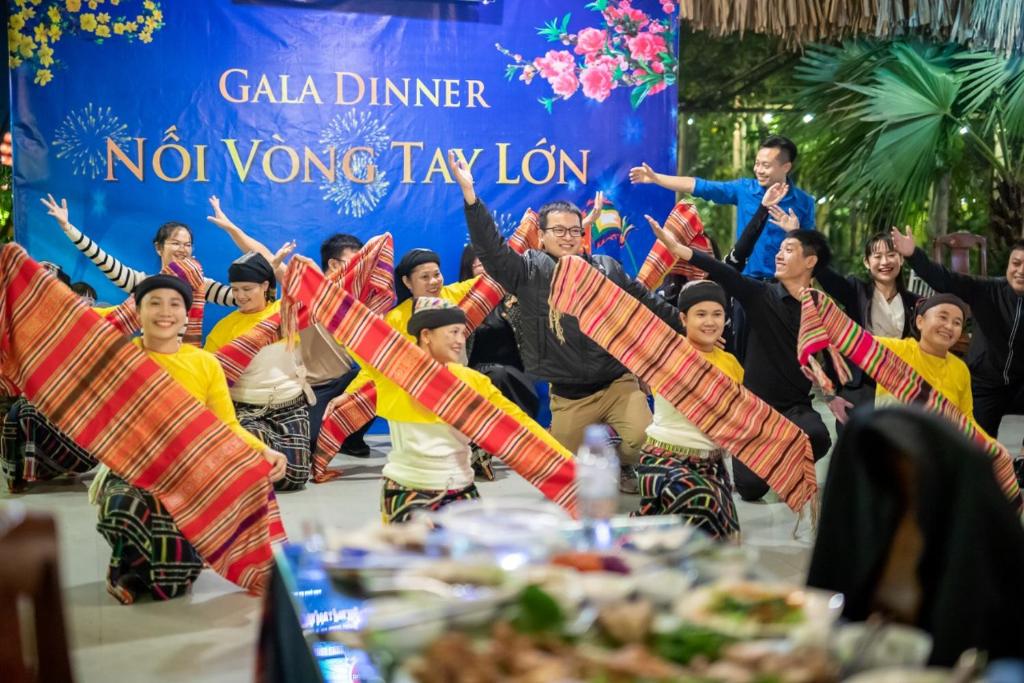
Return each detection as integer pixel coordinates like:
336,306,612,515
92,274,286,605
372,297,569,524
205,253,313,491
337,248,478,459
875,294,975,421
636,281,743,540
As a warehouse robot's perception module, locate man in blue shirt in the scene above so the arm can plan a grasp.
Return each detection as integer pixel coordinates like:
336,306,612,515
630,136,817,280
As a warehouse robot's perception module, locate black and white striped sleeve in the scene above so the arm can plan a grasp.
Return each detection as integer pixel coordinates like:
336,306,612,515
203,278,236,306
64,224,145,292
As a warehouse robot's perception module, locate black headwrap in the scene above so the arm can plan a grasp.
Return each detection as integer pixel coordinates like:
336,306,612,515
228,252,276,288
395,248,441,304
676,279,727,313
133,273,194,309
916,292,969,320
407,297,467,338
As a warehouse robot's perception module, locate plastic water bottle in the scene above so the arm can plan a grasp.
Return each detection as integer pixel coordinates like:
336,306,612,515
575,424,619,549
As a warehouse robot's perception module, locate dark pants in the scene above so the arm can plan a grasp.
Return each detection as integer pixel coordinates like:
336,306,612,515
732,403,831,502
471,363,539,419
972,374,1024,445
308,368,372,454
730,299,749,363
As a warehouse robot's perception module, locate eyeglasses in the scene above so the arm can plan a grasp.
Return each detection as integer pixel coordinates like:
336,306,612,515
543,226,585,238
165,240,192,250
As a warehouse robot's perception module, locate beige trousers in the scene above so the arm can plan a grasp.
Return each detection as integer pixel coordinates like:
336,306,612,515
548,374,652,464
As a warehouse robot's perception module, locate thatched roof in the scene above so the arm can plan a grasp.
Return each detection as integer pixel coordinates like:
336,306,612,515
679,0,1024,55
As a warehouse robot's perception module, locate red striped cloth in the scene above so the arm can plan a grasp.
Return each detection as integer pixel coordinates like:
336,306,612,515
216,234,395,385
283,255,577,513
635,202,712,288
798,288,1021,506
0,244,286,593
549,255,817,512
101,258,207,343
459,210,539,331
312,382,378,482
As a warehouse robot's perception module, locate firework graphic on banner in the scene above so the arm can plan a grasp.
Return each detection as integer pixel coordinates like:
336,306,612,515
52,104,131,179
319,110,391,218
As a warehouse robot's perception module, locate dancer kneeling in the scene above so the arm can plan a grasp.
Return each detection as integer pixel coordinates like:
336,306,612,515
635,281,741,540
205,253,313,491
373,297,561,524
90,275,287,604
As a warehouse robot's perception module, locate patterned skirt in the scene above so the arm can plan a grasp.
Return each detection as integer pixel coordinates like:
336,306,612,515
95,474,203,603
634,440,740,541
1,397,98,491
235,396,310,492
380,477,480,525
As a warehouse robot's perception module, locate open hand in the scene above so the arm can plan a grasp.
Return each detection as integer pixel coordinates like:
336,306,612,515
768,205,800,232
40,194,71,230
447,150,477,204
645,214,692,261
889,225,916,257
826,395,854,424
263,448,288,482
761,182,789,207
271,241,297,271
206,195,235,231
629,162,657,185
583,191,605,230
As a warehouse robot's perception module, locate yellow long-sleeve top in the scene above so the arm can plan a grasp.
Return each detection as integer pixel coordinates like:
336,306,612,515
345,277,480,393
89,340,266,505
647,346,745,452
875,337,974,421
386,277,480,345
360,361,570,491
204,300,305,406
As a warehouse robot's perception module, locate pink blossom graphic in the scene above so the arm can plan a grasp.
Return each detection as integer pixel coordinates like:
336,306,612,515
580,64,614,102
551,69,580,99
496,1,677,111
626,32,667,63
574,28,607,56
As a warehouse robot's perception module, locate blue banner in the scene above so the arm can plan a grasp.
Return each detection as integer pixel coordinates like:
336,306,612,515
9,0,678,319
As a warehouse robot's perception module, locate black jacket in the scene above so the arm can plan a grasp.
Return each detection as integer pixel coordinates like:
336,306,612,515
465,198,684,397
908,248,1024,386
815,267,921,389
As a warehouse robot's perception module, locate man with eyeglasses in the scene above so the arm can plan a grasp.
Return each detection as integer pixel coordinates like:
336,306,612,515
448,152,684,493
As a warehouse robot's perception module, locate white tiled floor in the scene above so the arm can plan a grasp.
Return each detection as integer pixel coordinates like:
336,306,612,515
4,413,1022,682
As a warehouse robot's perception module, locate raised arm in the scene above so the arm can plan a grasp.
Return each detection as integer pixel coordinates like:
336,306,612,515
814,267,860,313
629,162,696,194
449,150,529,293
890,226,983,304
206,196,279,266
725,182,794,272
41,194,144,292
646,214,762,304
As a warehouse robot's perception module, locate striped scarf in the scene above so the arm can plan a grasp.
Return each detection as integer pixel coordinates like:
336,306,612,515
216,234,395,385
459,210,539,331
102,258,207,344
282,254,577,513
313,382,378,481
797,288,1021,505
635,202,712,288
549,255,817,512
0,244,285,593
